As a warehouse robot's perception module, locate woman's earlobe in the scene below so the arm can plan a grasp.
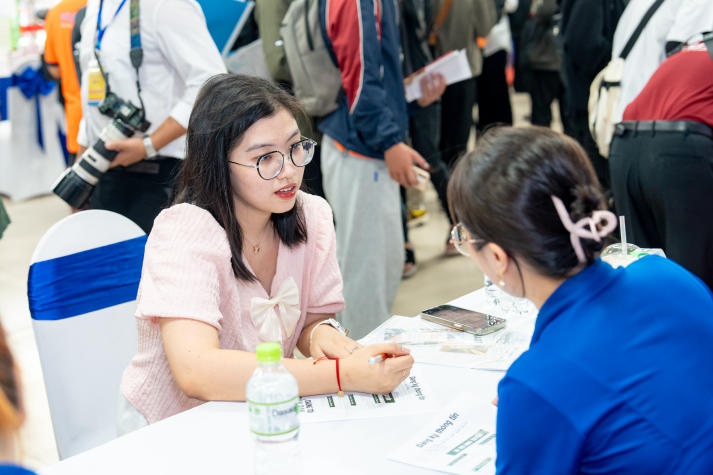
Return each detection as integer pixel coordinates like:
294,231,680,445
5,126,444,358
487,242,510,275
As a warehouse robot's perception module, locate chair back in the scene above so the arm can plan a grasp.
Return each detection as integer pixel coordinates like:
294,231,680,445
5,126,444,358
27,210,146,459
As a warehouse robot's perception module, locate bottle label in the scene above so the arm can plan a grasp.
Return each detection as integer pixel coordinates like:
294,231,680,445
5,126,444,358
248,396,299,439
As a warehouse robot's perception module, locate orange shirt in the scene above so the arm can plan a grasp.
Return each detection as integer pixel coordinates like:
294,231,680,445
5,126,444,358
43,0,86,154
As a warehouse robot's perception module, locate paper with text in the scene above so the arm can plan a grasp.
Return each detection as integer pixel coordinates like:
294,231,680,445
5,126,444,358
404,49,472,102
298,367,434,423
388,393,498,474
362,315,534,371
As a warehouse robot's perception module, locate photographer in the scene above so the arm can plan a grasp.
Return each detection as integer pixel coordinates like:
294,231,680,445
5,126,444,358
74,0,226,233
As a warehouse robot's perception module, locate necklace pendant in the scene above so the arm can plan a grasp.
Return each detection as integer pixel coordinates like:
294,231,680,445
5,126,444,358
252,243,261,254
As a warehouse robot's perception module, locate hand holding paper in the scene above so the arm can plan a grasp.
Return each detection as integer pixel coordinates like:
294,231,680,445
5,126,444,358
404,49,473,103
416,72,447,107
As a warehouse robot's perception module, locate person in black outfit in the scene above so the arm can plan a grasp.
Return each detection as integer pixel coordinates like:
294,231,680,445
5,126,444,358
399,0,449,275
521,0,566,130
560,0,627,191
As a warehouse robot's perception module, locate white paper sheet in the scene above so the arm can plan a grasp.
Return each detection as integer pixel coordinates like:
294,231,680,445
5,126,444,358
404,49,473,102
297,367,434,423
388,393,498,474
362,314,534,371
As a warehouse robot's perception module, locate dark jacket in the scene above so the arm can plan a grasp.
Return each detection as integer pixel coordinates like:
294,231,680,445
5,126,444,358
521,0,561,72
400,0,434,76
560,0,626,115
319,0,407,159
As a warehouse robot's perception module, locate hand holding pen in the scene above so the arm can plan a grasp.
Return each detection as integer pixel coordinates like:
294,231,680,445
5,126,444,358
312,343,412,394
342,343,413,394
368,353,392,364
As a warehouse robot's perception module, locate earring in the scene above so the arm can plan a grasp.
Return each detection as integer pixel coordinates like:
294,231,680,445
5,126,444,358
497,275,506,288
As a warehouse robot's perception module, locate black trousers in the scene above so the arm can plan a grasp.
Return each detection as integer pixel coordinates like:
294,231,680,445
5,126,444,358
528,69,565,129
411,101,450,220
302,116,325,199
401,100,451,247
609,127,713,290
440,76,477,168
89,156,181,234
477,50,513,130
565,110,611,191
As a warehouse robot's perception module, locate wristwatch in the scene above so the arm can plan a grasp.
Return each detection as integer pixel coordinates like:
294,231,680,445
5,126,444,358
143,135,158,159
318,318,348,336
309,318,348,347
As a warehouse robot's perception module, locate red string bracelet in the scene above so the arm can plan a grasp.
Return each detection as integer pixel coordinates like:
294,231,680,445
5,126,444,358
336,358,344,397
313,356,344,397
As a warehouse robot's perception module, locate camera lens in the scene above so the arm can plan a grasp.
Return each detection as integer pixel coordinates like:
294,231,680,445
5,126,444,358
52,168,95,209
53,119,136,208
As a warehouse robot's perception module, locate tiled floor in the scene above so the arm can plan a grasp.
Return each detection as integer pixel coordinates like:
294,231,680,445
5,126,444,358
0,92,541,470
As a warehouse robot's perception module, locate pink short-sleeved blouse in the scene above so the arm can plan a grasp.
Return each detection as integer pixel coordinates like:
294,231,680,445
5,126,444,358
121,192,345,423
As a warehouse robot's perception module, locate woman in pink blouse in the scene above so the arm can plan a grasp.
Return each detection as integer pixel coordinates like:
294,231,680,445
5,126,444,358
119,74,413,427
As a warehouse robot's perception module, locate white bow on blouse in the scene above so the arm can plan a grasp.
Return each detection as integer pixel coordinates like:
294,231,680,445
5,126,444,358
250,277,301,344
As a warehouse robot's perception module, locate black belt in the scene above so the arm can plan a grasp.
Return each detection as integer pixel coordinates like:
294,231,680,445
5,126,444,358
614,120,713,139
120,156,180,175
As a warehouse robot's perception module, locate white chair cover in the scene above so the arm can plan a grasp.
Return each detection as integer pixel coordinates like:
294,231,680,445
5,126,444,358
0,56,67,201
27,210,145,459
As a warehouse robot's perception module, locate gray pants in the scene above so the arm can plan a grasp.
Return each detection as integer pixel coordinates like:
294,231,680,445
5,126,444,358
320,136,403,339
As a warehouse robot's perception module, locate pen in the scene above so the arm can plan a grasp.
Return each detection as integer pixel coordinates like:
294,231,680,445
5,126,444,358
368,353,389,365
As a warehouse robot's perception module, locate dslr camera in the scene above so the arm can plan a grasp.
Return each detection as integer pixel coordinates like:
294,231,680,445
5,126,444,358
53,92,151,208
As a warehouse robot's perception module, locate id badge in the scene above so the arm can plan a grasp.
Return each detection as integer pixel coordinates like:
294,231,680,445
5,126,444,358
87,59,106,106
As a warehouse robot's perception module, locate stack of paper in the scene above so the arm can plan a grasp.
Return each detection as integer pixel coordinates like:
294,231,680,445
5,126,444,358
404,49,472,102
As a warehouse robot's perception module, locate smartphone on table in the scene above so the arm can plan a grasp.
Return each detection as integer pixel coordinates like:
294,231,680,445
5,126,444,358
420,304,506,336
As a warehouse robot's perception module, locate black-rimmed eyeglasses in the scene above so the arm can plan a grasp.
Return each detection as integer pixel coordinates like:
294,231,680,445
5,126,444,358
228,137,317,180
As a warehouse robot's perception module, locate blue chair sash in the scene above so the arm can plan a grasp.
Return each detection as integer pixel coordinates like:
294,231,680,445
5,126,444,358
0,76,12,120
0,66,56,148
28,235,147,321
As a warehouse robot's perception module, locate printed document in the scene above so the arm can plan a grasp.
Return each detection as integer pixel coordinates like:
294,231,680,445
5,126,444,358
404,49,472,102
298,367,434,423
362,315,534,371
388,393,497,474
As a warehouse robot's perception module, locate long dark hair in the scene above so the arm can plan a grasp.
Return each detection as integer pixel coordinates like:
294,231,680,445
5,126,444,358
448,126,611,278
177,74,309,281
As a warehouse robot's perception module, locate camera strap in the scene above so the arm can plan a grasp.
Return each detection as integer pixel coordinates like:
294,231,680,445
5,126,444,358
94,0,147,117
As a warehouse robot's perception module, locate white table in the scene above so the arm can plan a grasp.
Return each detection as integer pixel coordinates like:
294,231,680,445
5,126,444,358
40,290,527,475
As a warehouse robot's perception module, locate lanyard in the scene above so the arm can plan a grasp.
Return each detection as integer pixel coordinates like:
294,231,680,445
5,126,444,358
92,0,146,117
96,0,128,51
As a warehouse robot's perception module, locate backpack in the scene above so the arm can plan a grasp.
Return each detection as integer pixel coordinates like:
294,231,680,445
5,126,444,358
588,0,663,158
280,0,343,117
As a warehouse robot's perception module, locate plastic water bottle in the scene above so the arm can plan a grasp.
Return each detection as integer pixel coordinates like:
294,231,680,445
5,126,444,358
484,276,501,310
246,342,302,475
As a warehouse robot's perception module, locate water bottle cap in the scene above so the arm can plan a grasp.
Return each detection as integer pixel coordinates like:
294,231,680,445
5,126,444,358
255,342,282,363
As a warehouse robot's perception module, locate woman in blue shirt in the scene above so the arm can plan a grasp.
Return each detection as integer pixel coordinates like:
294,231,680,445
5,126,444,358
447,126,713,474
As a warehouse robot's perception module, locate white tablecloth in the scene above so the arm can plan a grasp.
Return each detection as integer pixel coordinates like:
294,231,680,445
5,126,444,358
40,289,527,475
